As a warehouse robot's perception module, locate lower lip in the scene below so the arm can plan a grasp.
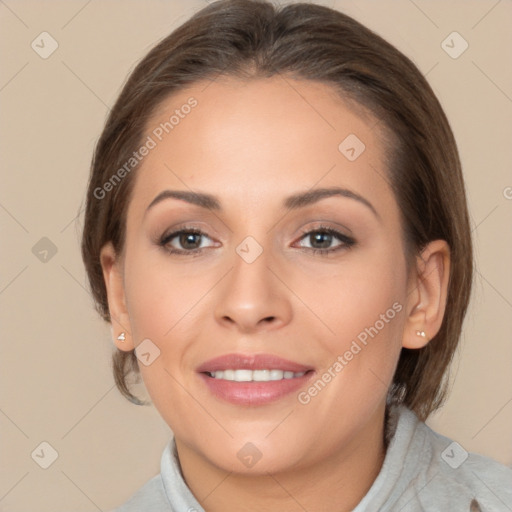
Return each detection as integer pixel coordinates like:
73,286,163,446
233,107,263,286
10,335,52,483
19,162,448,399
198,372,314,406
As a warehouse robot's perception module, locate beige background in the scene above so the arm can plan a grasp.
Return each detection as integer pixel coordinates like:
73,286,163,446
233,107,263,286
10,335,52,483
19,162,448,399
1,0,511,510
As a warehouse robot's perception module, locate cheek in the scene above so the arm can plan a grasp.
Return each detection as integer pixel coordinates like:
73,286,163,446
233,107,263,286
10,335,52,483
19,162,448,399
307,245,405,344
123,245,205,341
121,248,209,426
314,249,407,401
121,243,220,404
308,247,404,359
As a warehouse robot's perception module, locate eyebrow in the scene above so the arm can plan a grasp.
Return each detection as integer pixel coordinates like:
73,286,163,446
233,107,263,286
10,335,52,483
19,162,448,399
145,187,380,220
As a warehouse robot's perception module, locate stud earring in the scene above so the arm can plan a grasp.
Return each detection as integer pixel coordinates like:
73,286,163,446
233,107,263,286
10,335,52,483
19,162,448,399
117,332,126,342
416,330,426,338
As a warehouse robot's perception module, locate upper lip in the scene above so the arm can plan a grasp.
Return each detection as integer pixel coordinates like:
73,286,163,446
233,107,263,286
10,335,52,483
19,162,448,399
196,353,314,373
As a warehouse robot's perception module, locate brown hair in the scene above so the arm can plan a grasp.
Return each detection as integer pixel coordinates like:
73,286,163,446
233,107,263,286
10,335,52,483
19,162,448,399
81,0,473,421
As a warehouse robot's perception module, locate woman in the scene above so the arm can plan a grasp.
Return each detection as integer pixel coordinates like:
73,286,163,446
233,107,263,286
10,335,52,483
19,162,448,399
81,0,512,510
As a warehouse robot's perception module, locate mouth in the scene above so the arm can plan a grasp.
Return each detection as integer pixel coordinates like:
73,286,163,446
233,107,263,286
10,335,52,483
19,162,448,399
204,369,308,381
197,353,315,406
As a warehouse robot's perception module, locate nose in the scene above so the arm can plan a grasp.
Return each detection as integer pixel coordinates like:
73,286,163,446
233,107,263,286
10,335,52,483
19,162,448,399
214,244,293,334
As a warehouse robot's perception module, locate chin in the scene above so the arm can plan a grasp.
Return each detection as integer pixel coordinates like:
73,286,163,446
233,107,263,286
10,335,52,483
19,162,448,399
197,436,310,475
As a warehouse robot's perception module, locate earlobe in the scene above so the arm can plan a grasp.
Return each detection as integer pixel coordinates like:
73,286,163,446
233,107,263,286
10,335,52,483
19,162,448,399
100,242,134,351
402,240,451,349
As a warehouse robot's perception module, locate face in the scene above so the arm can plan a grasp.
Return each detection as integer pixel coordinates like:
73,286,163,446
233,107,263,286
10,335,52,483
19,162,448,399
103,76,427,474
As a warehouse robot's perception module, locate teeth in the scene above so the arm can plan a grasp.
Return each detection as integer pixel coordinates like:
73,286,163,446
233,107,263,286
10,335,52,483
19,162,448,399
234,369,252,381
253,370,270,381
209,369,306,382
223,369,235,380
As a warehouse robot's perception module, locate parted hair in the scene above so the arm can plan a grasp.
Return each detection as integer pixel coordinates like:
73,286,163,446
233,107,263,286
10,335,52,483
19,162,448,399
81,0,473,421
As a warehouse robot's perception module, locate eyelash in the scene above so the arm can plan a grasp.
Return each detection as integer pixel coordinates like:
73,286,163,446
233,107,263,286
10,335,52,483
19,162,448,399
159,224,356,257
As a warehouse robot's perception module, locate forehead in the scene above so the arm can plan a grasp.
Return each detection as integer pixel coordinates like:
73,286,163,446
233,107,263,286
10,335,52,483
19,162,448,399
128,75,396,220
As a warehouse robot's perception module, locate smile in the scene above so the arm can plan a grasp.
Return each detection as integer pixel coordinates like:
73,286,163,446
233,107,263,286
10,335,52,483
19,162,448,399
206,369,307,381
197,352,315,405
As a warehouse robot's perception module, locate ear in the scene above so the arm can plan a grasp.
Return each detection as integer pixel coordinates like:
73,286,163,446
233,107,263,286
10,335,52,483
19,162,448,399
100,241,134,351
402,239,451,349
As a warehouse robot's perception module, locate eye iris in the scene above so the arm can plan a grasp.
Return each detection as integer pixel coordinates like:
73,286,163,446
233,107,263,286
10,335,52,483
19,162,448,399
311,232,332,249
180,232,201,249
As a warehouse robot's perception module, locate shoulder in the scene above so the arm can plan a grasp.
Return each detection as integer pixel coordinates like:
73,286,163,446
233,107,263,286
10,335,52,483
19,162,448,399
400,406,512,511
107,474,172,512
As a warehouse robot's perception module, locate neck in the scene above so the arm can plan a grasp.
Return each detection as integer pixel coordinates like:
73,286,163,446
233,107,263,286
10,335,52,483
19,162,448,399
175,403,388,512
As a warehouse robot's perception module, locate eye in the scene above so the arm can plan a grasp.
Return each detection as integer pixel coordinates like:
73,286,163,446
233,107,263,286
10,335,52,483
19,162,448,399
159,227,215,255
158,224,355,257
295,226,356,255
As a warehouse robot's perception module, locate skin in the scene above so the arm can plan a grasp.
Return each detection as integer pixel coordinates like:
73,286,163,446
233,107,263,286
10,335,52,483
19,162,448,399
100,76,450,511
